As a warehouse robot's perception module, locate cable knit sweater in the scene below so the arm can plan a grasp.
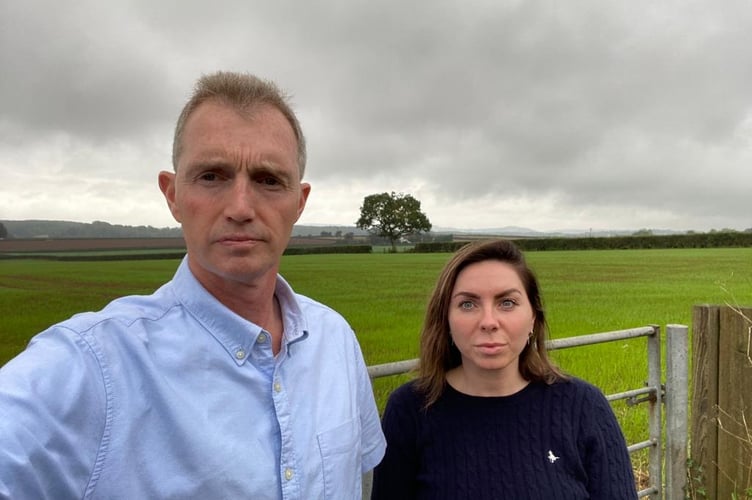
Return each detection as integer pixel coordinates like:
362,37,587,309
371,378,637,500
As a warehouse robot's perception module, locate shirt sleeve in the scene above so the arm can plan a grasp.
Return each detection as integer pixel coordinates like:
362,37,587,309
577,382,639,500
0,327,107,500
370,383,421,500
352,335,386,473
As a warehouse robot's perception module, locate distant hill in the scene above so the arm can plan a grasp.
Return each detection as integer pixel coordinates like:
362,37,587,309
1,219,700,240
1,220,183,239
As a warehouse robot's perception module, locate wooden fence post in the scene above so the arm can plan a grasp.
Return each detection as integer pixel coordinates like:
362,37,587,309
691,305,720,498
691,305,752,499
717,306,752,499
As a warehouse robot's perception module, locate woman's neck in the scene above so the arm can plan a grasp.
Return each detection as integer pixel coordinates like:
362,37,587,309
446,364,529,397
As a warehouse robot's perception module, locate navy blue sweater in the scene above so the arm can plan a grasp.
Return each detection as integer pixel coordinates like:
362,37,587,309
371,378,638,500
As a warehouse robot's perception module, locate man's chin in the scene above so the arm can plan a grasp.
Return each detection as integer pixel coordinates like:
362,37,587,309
191,252,276,285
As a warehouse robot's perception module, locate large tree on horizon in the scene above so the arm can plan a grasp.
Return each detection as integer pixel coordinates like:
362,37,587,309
355,192,432,252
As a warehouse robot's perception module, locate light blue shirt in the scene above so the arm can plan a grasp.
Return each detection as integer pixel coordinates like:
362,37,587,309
0,258,385,499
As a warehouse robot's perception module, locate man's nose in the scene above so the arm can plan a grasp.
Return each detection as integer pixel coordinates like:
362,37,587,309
224,178,256,222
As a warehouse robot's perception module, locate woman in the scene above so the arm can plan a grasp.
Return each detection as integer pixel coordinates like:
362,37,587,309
371,239,637,499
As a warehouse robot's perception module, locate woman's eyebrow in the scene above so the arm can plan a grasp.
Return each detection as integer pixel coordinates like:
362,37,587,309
451,288,523,300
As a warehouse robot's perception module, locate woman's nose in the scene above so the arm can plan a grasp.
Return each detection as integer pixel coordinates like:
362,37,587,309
479,308,500,332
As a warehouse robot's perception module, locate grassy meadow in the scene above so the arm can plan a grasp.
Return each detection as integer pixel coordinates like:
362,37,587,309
2,247,751,472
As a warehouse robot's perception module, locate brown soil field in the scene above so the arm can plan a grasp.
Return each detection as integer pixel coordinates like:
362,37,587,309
0,238,186,252
0,236,339,253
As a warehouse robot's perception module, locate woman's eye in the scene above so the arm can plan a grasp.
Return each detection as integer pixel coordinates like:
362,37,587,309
459,301,474,310
500,299,516,309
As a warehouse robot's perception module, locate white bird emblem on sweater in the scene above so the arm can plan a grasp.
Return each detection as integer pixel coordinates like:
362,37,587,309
547,450,560,463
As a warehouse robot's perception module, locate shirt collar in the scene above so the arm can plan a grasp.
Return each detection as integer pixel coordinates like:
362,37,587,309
274,273,309,351
170,257,309,364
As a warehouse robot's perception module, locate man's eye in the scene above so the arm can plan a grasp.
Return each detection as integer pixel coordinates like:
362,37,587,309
257,176,282,187
199,172,220,181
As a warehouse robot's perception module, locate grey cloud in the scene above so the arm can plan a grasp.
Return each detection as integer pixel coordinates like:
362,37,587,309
1,2,181,142
1,0,750,231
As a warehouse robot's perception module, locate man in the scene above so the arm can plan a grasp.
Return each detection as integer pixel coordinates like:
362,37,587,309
0,71,385,499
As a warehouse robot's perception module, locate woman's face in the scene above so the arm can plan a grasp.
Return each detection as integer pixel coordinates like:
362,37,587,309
448,260,536,378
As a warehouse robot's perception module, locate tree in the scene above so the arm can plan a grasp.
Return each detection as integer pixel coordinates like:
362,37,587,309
0,222,7,239
355,192,432,252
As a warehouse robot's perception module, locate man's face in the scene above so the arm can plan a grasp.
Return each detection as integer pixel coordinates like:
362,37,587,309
159,101,310,289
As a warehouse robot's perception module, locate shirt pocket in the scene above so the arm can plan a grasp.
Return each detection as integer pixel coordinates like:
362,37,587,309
317,419,361,499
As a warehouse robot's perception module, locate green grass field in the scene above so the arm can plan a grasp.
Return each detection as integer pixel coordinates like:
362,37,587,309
2,247,751,473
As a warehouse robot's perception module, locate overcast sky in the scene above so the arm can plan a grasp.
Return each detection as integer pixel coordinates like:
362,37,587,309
2,0,751,233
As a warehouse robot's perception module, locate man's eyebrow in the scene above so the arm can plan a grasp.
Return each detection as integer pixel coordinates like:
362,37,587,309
251,162,286,173
183,156,232,171
184,158,287,172
249,163,297,181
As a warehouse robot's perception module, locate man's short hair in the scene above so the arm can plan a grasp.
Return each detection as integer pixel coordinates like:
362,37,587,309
172,71,307,177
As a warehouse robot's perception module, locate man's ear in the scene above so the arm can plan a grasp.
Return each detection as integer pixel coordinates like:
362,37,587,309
295,182,311,222
158,171,181,223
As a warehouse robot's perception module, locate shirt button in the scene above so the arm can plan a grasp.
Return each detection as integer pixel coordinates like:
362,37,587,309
235,349,246,360
284,468,293,481
274,381,282,393
257,333,268,344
